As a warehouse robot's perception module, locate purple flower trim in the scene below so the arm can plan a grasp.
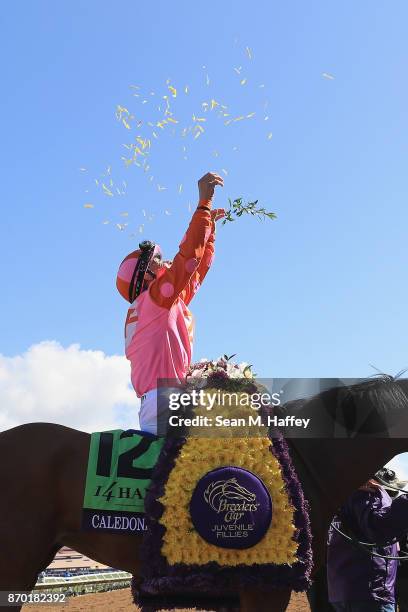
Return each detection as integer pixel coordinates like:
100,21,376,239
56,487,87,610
136,385,313,603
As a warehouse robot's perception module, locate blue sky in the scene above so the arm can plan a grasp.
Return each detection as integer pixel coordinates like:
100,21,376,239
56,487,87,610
1,1,408,465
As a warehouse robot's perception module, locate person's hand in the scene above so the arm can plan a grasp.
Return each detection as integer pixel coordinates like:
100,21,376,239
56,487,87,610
211,208,225,222
198,172,224,202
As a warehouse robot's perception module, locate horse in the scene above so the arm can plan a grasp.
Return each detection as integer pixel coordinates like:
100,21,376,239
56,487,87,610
1,375,408,612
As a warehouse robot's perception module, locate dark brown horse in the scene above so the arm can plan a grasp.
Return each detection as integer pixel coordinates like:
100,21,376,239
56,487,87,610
1,376,408,612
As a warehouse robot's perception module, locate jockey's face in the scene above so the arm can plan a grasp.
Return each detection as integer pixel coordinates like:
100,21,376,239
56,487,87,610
145,254,172,284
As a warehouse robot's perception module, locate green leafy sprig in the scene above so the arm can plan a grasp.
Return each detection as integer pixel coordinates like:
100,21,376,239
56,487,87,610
222,197,277,225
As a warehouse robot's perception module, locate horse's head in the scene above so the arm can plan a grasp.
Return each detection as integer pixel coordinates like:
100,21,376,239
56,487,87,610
222,478,256,502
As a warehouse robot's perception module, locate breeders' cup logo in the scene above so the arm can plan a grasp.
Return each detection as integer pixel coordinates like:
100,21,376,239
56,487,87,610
189,467,273,549
204,478,260,523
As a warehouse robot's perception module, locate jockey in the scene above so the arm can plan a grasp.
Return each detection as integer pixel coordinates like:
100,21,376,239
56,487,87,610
116,172,225,434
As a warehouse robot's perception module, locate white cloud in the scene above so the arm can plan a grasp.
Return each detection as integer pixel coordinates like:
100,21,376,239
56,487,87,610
0,341,140,433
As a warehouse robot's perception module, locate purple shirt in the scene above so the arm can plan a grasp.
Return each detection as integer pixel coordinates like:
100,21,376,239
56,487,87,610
327,488,408,604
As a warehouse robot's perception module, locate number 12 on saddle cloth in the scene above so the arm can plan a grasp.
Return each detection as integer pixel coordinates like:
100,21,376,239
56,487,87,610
81,429,164,534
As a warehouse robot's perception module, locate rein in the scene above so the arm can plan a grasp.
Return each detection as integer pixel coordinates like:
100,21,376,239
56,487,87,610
330,475,408,561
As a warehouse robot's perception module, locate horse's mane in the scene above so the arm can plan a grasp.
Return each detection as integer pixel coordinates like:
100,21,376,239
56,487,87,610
279,375,408,436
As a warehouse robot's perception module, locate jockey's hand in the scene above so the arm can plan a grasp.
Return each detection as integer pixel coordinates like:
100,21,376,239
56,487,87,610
198,172,224,202
211,208,225,222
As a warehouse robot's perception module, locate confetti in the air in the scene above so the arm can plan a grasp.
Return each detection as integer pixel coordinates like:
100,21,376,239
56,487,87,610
102,184,114,196
322,72,335,80
81,42,279,240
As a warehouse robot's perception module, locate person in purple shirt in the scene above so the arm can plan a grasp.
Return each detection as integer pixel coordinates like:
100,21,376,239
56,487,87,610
327,468,408,612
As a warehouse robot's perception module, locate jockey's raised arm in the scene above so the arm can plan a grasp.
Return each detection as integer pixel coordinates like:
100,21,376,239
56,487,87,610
149,200,218,308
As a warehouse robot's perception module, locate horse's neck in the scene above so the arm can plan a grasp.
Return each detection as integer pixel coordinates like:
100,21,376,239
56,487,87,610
282,381,408,510
288,433,407,520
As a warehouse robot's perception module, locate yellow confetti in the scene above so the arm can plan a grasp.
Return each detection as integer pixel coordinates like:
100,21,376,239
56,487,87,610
122,118,131,129
193,115,206,122
116,223,128,231
234,67,242,74
184,85,189,94
152,131,158,139
267,132,273,140
194,131,202,140
120,212,129,217
246,112,256,118
94,179,99,186
213,150,219,157
233,116,244,122
116,188,121,195
122,181,127,188
210,99,219,110
322,72,335,80
246,46,252,60
79,167,87,172
264,116,269,121
166,116,179,124
142,209,146,217
150,91,155,96
206,74,210,86
240,78,247,86
102,184,114,196
157,185,167,191
139,225,144,233
102,220,110,225
109,179,113,186
168,85,177,97
157,121,167,129
165,210,171,216
83,203,94,208
130,85,140,90
224,119,232,126
107,166,111,175
149,176,154,182
221,169,228,176
178,184,183,193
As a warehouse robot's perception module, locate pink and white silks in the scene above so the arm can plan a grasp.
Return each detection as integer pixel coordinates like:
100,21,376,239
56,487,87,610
118,201,216,433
